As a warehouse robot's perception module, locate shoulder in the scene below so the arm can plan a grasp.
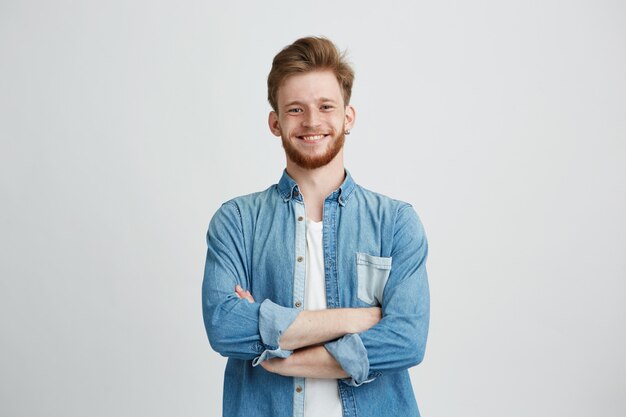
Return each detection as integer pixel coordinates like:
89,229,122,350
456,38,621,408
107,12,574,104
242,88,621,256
208,184,281,231
351,184,426,238
352,184,417,216
222,184,276,207
216,184,278,214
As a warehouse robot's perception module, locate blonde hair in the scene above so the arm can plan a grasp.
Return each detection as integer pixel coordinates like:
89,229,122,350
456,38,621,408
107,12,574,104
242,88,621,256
267,37,354,112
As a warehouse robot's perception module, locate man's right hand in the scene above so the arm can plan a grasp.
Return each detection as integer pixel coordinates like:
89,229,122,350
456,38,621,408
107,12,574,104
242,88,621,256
235,285,255,303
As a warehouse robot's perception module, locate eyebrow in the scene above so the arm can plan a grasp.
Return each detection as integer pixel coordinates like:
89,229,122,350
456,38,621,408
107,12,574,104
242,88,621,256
283,98,338,108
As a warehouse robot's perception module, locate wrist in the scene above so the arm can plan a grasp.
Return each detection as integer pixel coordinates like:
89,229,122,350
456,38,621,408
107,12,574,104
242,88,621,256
346,307,381,334
345,308,365,334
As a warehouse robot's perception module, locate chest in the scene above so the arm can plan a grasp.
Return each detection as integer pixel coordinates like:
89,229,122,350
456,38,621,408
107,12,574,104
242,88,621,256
247,205,394,308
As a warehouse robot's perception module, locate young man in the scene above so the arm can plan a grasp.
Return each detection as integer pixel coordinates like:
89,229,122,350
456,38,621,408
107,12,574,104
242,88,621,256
202,37,429,417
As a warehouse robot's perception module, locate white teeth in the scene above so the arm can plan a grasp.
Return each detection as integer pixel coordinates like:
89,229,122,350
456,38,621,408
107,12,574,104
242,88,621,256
300,135,325,141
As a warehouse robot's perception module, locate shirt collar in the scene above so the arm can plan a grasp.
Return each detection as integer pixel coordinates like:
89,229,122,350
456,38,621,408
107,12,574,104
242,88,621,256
277,169,356,207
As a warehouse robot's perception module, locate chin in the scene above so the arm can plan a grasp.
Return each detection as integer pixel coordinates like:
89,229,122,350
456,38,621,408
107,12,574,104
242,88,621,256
282,131,345,170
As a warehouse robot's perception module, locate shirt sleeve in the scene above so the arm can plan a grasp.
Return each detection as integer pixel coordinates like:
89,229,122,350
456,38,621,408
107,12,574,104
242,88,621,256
202,202,299,363
325,204,430,386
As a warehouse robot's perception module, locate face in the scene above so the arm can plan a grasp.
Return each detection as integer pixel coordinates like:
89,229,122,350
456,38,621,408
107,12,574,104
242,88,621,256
269,70,355,170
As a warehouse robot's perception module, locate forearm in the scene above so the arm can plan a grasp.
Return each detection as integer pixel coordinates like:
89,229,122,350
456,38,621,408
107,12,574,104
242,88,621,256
261,345,348,379
278,307,381,350
233,286,380,354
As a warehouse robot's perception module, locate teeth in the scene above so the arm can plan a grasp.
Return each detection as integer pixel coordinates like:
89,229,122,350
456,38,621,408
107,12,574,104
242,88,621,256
301,135,325,141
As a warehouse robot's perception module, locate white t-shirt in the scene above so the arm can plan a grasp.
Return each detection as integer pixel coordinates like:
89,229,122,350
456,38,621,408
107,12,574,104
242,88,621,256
304,219,343,417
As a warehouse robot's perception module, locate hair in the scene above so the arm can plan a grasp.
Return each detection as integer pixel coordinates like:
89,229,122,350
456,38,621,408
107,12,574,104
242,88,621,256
267,36,355,113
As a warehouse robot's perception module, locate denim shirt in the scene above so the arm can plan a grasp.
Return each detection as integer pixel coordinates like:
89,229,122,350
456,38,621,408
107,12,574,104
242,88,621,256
202,170,429,417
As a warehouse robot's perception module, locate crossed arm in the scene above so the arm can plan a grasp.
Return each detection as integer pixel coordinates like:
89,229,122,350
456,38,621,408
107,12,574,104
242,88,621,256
204,202,428,384
234,285,381,378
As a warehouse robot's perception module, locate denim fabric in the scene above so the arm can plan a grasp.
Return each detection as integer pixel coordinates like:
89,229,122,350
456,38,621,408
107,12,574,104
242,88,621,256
202,170,429,417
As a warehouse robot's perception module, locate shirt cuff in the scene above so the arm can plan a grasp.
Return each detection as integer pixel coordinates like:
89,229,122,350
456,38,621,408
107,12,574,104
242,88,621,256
325,333,376,387
252,299,300,366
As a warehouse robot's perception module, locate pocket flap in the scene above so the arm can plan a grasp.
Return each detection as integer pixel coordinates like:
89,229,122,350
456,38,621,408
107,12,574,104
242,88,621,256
356,252,392,270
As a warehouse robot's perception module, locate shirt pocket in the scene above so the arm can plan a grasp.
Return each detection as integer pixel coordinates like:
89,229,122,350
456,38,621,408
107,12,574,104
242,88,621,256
356,252,392,306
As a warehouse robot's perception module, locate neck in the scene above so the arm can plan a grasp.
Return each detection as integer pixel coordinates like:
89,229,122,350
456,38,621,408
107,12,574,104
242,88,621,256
285,152,345,222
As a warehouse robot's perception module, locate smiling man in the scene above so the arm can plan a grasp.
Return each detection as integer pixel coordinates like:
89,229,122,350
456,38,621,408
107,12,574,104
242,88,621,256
202,37,430,417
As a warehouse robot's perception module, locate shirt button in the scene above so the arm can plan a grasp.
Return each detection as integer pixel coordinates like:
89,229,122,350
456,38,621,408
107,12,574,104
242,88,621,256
295,386,303,393
295,301,302,308
297,216,303,221
297,256,303,262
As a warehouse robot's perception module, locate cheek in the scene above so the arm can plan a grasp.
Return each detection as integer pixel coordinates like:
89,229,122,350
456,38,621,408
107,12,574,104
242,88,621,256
330,113,345,124
279,119,297,135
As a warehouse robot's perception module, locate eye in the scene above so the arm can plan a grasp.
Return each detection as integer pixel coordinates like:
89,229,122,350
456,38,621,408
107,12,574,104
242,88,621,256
287,107,303,113
321,104,335,111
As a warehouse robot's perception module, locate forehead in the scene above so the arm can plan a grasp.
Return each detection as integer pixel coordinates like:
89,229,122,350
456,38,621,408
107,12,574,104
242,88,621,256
277,70,343,106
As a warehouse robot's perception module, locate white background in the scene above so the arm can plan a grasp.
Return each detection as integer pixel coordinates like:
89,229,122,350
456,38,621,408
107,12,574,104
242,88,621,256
1,1,625,416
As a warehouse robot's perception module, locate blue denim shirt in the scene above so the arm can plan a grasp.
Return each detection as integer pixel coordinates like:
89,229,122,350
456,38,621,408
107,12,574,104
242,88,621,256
202,170,429,417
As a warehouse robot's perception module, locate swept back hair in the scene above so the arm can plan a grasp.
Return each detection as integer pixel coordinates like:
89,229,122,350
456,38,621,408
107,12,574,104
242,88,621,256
267,36,354,112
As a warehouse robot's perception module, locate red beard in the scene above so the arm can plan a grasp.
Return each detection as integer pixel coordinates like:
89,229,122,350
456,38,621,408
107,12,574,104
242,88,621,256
281,129,345,170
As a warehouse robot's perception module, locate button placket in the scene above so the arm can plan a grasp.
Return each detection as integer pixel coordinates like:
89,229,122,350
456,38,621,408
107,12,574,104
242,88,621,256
291,201,306,417
323,198,340,309
293,202,306,314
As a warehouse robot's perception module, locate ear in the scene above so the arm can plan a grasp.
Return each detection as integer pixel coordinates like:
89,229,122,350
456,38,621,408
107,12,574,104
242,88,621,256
268,111,281,137
344,105,356,132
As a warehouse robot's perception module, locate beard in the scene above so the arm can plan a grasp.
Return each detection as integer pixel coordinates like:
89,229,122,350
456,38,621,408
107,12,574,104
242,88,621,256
280,129,346,170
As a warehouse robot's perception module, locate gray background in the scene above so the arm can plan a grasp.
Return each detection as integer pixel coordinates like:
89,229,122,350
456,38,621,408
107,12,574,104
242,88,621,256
1,1,625,416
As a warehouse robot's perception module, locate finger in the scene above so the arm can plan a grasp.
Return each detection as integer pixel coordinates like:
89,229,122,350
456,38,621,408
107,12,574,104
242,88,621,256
235,286,248,298
234,285,254,302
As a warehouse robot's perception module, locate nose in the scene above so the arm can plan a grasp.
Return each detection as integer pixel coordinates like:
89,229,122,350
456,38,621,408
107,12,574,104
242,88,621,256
302,109,321,129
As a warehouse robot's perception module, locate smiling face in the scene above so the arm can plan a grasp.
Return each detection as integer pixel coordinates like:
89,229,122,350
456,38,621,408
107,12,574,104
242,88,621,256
269,70,355,170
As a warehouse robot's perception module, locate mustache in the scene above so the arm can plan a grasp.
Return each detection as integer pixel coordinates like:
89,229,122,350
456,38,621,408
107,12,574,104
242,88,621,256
292,127,337,136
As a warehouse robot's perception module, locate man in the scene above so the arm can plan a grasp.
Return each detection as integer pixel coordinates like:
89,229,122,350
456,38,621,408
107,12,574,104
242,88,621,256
202,37,429,417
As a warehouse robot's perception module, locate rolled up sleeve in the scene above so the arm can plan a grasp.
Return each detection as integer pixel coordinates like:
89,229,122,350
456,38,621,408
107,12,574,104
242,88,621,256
252,299,300,365
325,333,376,387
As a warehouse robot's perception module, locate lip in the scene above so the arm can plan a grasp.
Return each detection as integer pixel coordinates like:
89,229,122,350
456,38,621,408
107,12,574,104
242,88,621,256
295,133,330,142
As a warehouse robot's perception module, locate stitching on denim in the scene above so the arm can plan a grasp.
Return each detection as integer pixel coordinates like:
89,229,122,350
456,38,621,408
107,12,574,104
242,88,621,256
356,252,392,269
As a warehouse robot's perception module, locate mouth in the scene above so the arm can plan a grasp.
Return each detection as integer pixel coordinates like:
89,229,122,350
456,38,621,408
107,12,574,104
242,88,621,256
296,134,329,141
